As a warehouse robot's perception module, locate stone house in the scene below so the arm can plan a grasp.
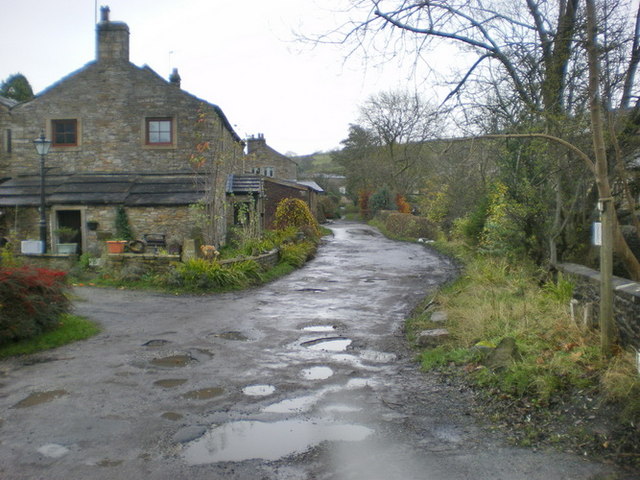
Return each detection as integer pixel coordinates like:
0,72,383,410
227,174,323,232
0,7,243,256
242,133,298,181
234,134,324,222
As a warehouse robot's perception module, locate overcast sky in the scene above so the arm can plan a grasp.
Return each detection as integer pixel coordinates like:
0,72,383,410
0,0,453,155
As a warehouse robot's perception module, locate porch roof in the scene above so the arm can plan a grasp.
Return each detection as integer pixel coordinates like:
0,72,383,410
0,173,206,207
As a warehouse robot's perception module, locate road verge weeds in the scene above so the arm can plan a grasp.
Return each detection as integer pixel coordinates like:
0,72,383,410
406,244,640,468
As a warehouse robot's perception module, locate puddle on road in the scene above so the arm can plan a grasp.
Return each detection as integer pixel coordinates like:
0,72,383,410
182,387,224,400
208,331,249,341
13,390,68,408
302,337,352,352
302,325,337,333
301,366,334,380
37,443,70,458
151,355,196,368
323,404,363,413
182,419,373,464
162,412,184,421
263,393,320,413
242,385,276,397
154,378,187,388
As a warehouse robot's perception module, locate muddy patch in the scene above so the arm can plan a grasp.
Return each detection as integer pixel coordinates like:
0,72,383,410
242,384,276,397
154,378,187,388
208,331,249,341
302,337,352,352
13,390,68,408
182,419,373,464
150,355,196,368
182,387,224,400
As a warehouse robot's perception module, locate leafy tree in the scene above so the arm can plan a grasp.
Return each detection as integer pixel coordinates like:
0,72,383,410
0,73,34,102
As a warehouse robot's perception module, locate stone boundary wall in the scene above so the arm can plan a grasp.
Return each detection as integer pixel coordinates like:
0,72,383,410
17,249,280,277
557,263,640,350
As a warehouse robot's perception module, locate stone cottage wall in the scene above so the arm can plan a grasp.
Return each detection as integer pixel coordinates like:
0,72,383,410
557,263,640,350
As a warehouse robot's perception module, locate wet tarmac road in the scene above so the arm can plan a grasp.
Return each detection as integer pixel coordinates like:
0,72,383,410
0,221,628,479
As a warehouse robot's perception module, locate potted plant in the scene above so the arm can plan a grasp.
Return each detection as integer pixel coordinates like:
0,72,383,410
54,226,78,255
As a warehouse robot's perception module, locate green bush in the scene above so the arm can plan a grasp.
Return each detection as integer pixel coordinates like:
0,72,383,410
384,213,437,239
0,266,70,344
280,241,316,267
167,258,264,291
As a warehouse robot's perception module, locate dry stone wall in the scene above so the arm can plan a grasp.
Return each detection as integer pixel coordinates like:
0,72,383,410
558,263,640,350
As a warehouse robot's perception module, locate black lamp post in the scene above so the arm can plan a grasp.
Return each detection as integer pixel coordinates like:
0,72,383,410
33,131,52,253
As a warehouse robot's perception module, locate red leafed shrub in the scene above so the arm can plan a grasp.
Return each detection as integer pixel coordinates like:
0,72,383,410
0,266,70,344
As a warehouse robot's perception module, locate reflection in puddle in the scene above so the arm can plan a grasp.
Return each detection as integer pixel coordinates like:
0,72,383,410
301,366,334,380
242,384,276,396
263,393,320,413
302,325,336,333
183,419,373,464
323,404,362,413
302,337,352,352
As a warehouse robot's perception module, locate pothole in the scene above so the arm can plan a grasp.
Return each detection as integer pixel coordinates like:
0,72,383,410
182,419,373,464
301,337,352,352
208,331,249,341
302,325,337,333
301,366,334,380
154,378,187,388
13,390,68,408
150,355,196,368
182,387,224,400
142,339,171,347
162,412,184,421
242,384,276,397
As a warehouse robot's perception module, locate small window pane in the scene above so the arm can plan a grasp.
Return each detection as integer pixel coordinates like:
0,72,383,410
147,119,172,144
52,119,77,146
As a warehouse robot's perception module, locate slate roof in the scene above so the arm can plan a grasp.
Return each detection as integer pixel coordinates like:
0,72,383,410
226,174,263,194
0,95,18,108
0,173,207,207
296,180,324,193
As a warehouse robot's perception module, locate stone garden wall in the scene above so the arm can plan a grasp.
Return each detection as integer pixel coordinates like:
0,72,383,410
557,263,640,350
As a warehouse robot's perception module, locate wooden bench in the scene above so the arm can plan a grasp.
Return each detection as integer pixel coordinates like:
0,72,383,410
143,234,166,251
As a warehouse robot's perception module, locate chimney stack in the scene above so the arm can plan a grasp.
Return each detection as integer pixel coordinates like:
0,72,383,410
169,68,181,88
247,133,266,154
96,6,130,63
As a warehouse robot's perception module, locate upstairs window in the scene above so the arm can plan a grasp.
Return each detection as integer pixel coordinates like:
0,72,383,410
251,167,261,175
146,118,173,145
264,167,274,177
52,119,77,147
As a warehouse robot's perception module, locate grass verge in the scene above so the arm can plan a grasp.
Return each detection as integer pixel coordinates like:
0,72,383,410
406,249,640,468
0,314,100,359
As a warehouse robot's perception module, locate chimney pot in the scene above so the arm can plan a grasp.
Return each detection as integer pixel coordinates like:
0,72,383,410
169,68,181,88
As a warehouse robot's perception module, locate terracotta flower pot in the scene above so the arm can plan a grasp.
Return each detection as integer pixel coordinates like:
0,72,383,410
106,240,127,253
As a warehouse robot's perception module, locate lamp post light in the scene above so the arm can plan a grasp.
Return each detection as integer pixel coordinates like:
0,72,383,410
33,131,52,253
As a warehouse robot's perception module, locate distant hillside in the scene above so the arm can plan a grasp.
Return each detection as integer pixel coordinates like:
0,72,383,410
293,151,344,176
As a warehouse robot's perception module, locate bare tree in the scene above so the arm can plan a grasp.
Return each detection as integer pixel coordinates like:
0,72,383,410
318,0,640,277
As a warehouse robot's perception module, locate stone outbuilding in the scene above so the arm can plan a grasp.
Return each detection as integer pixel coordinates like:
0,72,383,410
0,7,243,256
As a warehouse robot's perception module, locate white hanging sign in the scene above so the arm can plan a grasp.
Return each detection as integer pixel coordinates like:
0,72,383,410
592,222,602,246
